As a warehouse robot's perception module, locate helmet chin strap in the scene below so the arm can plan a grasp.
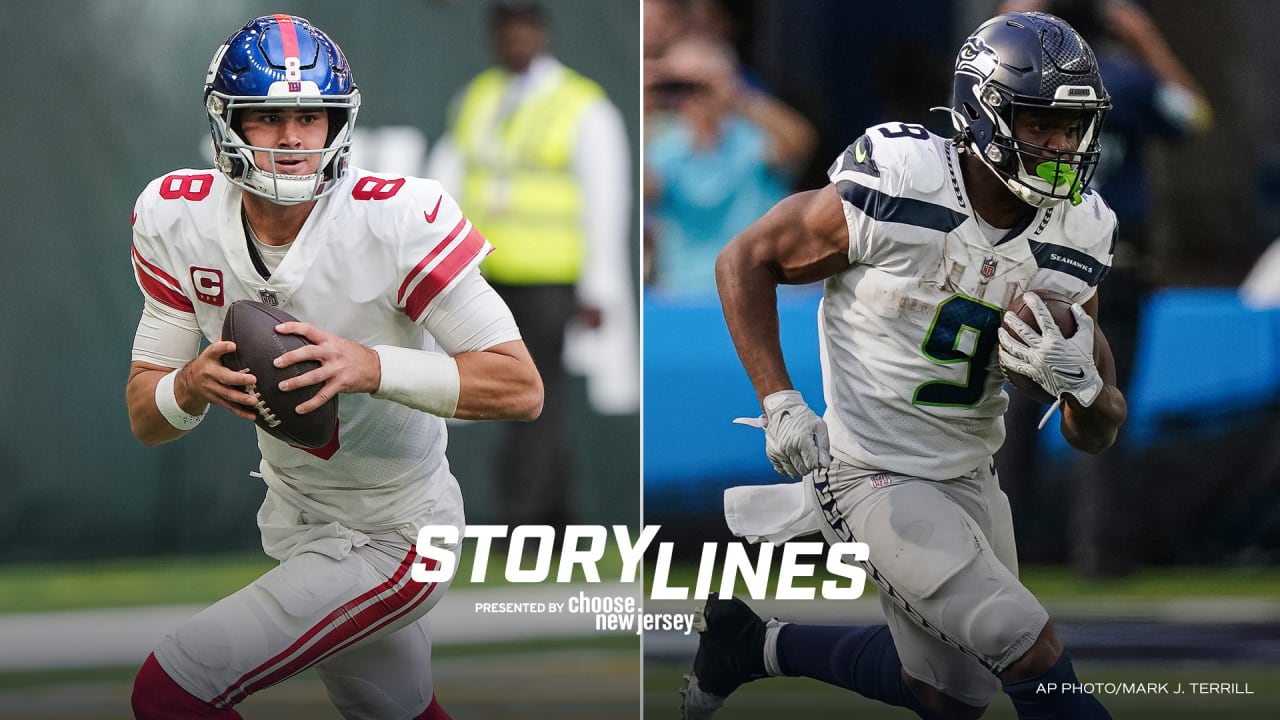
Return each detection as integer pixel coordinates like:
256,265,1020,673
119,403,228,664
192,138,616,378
983,139,1079,208
1008,178,1063,208
955,130,1063,209
221,142,339,205
930,105,1074,209
243,165,325,205
980,145,1068,208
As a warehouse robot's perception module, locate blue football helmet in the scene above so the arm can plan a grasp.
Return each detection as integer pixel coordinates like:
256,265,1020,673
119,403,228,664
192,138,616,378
204,15,360,204
946,12,1110,207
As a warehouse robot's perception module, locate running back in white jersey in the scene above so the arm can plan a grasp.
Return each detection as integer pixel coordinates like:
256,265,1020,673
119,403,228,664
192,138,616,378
820,122,1116,480
130,168,502,538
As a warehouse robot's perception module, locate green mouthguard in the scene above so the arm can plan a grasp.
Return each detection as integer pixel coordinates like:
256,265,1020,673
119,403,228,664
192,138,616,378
1035,161,1083,205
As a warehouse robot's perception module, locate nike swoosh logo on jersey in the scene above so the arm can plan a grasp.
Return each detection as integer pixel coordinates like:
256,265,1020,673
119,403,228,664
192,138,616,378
423,196,443,223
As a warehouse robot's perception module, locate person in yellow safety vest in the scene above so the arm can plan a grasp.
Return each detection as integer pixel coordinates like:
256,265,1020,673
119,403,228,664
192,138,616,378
426,0,636,528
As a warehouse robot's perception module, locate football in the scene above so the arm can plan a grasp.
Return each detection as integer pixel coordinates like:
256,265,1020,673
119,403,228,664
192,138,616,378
219,300,338,448
1001,290,1079,405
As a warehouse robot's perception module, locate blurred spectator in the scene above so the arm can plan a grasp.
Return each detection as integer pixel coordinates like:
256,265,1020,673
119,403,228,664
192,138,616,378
645,35,816,294
641,0,692,285
994,0,1212,576
644,0,763,90
426,0,635,527
687,0,768,92
644,0,691,62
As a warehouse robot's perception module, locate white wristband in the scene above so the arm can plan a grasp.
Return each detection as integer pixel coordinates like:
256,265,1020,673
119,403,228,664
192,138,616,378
154,368,206,430
371,345,461,418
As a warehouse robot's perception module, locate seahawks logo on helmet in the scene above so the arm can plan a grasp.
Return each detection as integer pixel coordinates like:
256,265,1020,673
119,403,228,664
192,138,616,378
956,37,999,81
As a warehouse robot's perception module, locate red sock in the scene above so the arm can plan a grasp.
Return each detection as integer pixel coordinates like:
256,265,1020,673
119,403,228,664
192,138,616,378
414,693,452,720
132,653,244,719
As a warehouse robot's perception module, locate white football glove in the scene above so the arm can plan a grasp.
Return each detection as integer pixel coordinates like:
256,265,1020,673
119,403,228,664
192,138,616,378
997,292,1104,407
734,390,831,477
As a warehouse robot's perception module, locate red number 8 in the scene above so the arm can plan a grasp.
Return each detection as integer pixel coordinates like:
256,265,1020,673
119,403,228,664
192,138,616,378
159,173,214,201
351,176,405,200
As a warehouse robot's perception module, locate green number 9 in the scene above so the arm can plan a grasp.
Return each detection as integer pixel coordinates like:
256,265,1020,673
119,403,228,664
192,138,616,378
913,294,1003,407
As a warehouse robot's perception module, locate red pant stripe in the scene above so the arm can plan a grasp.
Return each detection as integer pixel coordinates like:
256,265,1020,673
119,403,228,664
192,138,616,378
212,548,438,707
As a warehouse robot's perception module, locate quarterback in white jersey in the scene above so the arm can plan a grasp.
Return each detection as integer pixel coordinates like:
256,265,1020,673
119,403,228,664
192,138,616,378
132,169,495,534
125,16,541,720
686,12,1124,720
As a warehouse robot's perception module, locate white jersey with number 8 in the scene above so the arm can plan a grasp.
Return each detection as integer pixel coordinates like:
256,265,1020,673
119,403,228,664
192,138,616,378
130,168,500,539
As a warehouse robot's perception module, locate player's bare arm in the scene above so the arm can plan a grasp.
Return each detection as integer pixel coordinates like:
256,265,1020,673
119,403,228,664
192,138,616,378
126,344,260,446
1058,293,1128,453
274,322,542,422
716,184,851,403
453,339,543,421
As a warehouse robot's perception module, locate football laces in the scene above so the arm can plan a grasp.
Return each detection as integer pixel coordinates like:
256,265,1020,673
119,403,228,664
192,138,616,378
242,374,282,428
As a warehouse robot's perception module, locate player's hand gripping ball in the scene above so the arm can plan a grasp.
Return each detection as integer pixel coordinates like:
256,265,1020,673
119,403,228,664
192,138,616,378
999,290,1080,405
220,300,338,448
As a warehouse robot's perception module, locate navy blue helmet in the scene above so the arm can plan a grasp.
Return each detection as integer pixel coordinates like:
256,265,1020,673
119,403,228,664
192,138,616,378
947,12,1110,207
204,15,361,204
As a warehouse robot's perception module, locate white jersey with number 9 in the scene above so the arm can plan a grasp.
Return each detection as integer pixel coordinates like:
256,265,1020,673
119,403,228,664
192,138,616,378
820,122,1116,480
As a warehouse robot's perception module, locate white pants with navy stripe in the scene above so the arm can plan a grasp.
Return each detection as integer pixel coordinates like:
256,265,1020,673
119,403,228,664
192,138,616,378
807,457,1049,707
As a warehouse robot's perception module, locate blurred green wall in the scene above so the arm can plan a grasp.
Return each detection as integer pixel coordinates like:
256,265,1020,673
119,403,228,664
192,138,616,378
0,0,640,562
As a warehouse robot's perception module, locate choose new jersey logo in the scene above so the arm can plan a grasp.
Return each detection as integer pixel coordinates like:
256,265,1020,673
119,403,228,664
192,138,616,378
191,267,225,306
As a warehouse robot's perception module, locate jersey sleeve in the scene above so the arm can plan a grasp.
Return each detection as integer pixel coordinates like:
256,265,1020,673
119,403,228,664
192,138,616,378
132,295,202,367
827,124,959,267
130,186,196,315
418,267,521,355
1057,189,1119,304
390,182,494,324
828,134,884,265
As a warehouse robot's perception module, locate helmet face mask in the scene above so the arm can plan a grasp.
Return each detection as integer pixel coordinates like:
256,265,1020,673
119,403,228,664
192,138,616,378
948,12,1110,208
204,15,361,205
